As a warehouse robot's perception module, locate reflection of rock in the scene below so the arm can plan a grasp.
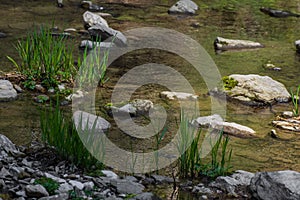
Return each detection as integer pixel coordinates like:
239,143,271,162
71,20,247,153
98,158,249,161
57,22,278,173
0,80,17,102
272,116,300,132
250,170,300,200
79,40,115,50
88,25,127,46
168,0,198,15
73,111,111,133
214,37,264,51
81,1,104,12
211,74,290,106
160,91,198,100
192,114,256,138
83,11,109,28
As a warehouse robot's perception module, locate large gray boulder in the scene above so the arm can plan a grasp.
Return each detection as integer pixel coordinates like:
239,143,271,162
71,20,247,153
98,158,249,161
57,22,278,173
209,170,254,196
168,0,198,15
0,80,17,101
211,74,290,106
250,170,300,200
88,24,127,46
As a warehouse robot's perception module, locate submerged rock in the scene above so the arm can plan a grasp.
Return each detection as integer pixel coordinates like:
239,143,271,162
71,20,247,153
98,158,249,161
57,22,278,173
211,74,290,106
214,37,264,51
168,0,198,15
0,32,7,38
160,91,198,100
0,80,17,101
250,170,300,200
192,114,256,138
79,40,115,50
260,7,300,18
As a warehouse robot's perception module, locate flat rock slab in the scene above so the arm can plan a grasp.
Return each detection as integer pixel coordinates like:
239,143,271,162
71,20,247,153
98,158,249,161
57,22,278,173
192,114,256,138
0,80,17,101
250,170,300,200
160,91,198,100
272,116,300,132
214,37,264,51
211,74,290,106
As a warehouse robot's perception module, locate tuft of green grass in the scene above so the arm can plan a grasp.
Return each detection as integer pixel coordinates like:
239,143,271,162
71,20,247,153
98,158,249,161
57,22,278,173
177,111,233,178
7,26,77,89
290,85,300,116
198,131,233,178
77,39,110,89
40,102,104,169
176,111,202,178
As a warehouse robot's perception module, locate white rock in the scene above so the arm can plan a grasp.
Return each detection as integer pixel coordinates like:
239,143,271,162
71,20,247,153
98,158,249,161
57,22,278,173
45,172,66,183
0,80,17,101
69,180,84,190
83,11,108,28
160,91,198,100
101,170,118,179
192,114,256,138
73,110,111,133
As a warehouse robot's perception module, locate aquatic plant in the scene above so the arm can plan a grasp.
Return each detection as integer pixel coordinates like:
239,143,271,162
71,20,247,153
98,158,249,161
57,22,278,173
34,177,59,195
77,39,110,89
7,26,76,89
198,132,233,178
177,111,232,178
176,111,201,178
222,76,238,91
290,85,300,116
40,102,104,169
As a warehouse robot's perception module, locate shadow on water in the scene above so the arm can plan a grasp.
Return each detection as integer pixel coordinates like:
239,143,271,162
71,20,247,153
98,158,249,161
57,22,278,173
0,0,300,199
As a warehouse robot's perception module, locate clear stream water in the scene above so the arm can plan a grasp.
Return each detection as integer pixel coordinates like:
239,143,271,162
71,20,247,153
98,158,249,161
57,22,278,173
0,0,299,198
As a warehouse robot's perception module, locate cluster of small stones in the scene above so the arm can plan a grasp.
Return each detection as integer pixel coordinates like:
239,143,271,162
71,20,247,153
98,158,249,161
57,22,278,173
0,134,165,200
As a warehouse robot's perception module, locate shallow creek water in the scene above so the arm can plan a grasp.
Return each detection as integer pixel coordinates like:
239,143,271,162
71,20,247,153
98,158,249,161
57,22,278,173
0,0,300,197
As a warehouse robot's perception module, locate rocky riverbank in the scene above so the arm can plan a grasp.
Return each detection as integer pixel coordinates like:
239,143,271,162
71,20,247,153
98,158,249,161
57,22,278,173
1,134,299,200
